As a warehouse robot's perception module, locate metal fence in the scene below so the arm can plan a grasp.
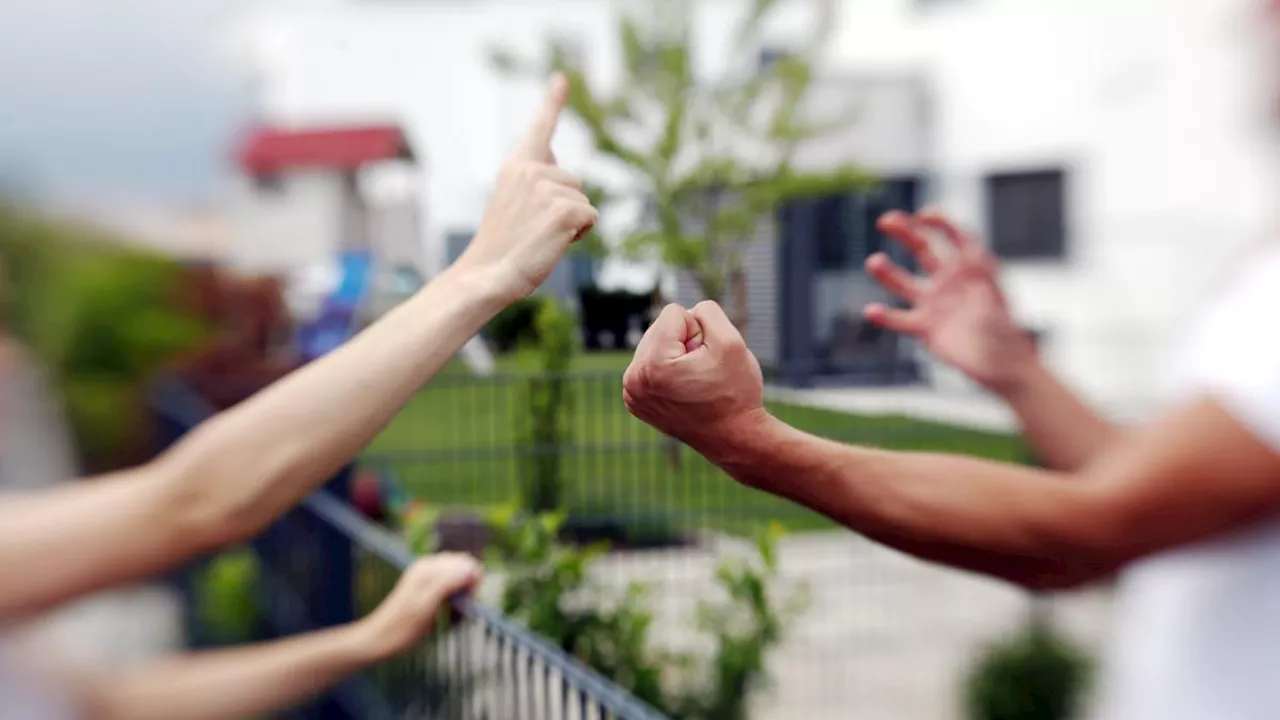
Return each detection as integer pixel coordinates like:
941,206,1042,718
359,367,1028,539
151,378,670,720
149,368,1109,720
354,366,1108,720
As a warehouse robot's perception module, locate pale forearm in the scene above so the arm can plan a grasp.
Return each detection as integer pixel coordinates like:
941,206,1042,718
999,356,1118,471
162,265,506,548
699,413,1115,589
85,624,379,720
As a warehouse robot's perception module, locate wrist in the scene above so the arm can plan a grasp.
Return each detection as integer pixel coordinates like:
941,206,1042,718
423,263,512,318
346,616,396,666
987,351,1050,403
687,407,775,474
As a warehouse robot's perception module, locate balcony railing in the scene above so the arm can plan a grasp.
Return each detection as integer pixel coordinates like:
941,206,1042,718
151,379,669,720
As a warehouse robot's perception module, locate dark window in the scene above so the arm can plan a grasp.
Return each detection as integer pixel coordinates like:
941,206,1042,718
254,172,285,195
985,169,1067,260
758,47,790,72
812,195,853,270
810,178,918,271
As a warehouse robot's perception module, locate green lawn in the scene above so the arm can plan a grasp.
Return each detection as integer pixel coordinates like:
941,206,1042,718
363,351,1026,535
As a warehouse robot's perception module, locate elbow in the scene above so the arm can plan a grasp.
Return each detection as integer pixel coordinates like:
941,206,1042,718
151,443,267,554
1014,562,1117,592
1007,488,1133,591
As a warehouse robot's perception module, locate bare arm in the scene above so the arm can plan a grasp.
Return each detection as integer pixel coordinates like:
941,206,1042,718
623,300,1280,591
696,396,1280,589
80,554,479,720
0,75,596,621
0,266,502,619
998,354,1117,470
84,624,375,720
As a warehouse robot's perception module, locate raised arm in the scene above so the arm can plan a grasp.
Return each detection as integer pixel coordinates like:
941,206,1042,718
79,554,480,720
622,301,1280,590
865,210,1114,470
0,75,596,621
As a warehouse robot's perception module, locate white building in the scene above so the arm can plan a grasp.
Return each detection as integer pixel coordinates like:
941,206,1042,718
230,0,1278,417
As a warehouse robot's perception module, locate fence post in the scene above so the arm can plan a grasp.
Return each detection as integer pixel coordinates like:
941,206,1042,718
312,466,356,720
318,466,356,629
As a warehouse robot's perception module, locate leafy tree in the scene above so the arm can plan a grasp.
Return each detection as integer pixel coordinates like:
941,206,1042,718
492,0,872,332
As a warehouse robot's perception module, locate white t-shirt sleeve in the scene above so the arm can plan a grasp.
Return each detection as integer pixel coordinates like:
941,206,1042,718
1173,250,1280,452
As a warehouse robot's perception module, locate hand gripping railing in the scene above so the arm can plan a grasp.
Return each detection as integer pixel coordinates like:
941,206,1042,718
151,377,669,719
305,491,670,720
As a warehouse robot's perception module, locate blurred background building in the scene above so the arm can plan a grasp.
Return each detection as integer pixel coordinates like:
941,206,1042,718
226,0,1277,419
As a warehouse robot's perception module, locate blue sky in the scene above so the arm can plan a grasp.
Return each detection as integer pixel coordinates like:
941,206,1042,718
0,0,250,207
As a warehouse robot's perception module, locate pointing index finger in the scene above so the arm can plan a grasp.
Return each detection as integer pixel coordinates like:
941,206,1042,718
517,73,569,161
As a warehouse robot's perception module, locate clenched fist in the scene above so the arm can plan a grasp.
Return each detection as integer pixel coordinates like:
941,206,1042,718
622,301,766,451
456,74,598,303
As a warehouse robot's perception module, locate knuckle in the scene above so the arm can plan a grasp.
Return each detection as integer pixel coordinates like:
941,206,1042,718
550,197,573,219
512,161,537,183
622,364,646,393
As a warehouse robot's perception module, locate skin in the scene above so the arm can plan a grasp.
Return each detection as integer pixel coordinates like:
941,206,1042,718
622,210,1280,590
0,75,594,718
865,210,1116,471
79,554,480,720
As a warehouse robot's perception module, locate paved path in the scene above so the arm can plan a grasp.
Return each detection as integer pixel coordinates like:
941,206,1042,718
592,531,1114,720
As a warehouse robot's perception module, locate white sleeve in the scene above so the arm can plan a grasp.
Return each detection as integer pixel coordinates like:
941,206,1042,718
1175,251,1280,452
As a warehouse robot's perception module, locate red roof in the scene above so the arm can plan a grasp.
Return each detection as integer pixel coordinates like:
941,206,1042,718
236,124,413,175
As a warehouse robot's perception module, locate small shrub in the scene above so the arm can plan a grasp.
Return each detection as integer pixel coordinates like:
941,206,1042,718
964,618,1093,720
484,297,542,353
193,549,262,643
515,298,576,512
485,507,807,719
0,208,210,472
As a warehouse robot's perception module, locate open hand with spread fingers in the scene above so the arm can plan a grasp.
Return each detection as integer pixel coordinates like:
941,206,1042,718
864,210,1038,395
456,74,598,303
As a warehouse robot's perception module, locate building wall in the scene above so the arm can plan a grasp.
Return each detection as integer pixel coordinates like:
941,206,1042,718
229,169,346,274
671,213,781,368
234,0,1279,414
815,0,1278,415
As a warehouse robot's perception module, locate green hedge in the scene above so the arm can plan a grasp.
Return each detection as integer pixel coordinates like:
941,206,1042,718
0,205,209,472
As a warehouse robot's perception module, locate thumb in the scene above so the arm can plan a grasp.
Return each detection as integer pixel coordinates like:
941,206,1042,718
683,310,705,353
689,301,741,352
516,73,569,162
415,553,483,606
633,304,696,366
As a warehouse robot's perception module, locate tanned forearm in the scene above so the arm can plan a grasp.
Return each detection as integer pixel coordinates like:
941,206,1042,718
999,356,1118,471
696,412,1117,589
162,265,507,548
83,624,378,720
